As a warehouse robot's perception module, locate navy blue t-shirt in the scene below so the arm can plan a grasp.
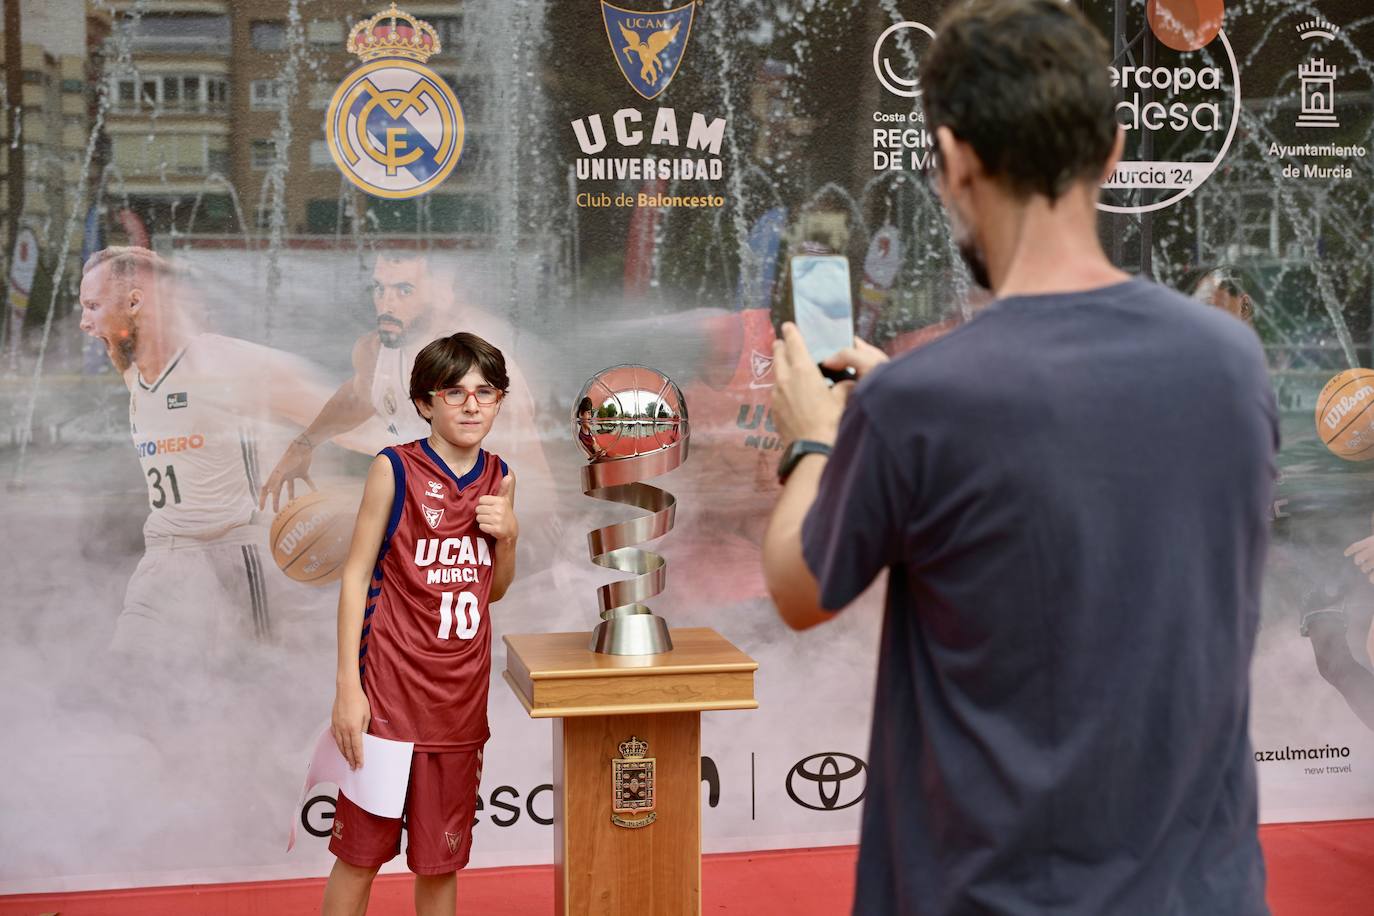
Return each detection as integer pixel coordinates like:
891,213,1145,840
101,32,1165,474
802,279,1276,916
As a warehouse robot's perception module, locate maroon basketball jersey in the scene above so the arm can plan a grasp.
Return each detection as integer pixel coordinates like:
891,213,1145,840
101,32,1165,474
360,439,508,751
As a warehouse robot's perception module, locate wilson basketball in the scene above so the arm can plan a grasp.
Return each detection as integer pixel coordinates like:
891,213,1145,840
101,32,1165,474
1316,369,1374,461
270,485,360,584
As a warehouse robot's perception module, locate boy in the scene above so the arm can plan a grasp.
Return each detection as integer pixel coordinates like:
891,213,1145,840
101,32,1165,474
322,332,517,916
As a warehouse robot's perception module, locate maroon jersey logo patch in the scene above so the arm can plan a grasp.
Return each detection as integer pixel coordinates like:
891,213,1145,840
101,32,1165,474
423,505,444,528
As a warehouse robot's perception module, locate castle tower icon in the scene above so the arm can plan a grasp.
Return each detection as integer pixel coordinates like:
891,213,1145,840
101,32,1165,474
1297,58,1339,128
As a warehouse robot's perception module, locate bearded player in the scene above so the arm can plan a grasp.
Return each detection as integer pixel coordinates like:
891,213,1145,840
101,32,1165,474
323,333,516,915
258,250,550,514
78,246,384,663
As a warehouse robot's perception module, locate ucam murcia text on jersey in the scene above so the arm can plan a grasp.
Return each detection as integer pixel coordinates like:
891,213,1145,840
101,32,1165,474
415,535,492,586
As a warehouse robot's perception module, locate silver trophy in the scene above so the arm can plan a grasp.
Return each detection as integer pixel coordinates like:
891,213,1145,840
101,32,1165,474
573,365,689,656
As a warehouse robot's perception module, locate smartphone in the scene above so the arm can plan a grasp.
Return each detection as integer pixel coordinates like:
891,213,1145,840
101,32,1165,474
790,254,856,381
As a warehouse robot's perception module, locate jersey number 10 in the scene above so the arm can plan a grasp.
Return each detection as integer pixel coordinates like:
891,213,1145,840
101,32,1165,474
437,591,480,641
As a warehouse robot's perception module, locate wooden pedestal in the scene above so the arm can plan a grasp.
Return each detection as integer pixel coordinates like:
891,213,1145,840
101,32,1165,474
503,627,758,915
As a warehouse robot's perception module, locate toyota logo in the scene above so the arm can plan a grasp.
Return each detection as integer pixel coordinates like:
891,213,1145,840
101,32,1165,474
786,753,867,811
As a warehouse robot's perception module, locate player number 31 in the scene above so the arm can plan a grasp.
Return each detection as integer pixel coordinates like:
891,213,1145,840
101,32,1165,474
437,591,480,641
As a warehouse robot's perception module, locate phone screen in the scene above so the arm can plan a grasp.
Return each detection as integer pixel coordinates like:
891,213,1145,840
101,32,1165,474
790,255,855,364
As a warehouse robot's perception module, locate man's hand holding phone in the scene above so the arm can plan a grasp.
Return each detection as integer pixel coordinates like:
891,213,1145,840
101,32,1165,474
771,324,890,446
821,337,890,381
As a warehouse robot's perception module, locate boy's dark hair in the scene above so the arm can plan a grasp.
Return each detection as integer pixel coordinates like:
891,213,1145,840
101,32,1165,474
409,332,509,420
920,0,1117,200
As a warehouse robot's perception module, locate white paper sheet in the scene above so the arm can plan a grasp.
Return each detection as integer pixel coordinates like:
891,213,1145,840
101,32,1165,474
287,728,414,851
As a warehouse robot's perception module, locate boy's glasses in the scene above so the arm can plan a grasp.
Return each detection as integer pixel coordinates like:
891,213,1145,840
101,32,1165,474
430,386,504,407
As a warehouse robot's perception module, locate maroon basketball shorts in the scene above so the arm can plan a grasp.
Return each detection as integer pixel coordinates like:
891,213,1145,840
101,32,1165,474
329,748,483,875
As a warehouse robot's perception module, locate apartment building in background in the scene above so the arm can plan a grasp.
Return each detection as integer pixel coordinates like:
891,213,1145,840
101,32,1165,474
104,0,494,241
0,0,109,258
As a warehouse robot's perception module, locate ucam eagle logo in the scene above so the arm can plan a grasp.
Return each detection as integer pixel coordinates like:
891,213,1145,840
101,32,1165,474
601,1,696,100
326,4,465,199
423,505,444,528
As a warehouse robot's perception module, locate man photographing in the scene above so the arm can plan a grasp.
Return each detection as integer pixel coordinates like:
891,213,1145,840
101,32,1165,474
764,2,1275,914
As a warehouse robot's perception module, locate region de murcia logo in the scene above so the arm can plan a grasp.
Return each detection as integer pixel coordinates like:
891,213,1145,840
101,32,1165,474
423,505,444,528
872,21,935,98
326,4,465,199
425,480,445,500
601,1,696,100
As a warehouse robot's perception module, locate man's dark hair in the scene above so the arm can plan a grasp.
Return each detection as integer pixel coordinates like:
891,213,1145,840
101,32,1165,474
409,332,509,420
920,0,1117,200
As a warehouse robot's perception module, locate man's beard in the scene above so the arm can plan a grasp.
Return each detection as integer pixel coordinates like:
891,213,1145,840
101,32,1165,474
379,311,420,347
107,325,138,372
948,204,992,291
956,236,992,291
377,314,412,348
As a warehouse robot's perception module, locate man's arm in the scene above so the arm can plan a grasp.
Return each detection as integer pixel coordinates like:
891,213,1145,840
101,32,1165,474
764,325,895,629
763,452,832,630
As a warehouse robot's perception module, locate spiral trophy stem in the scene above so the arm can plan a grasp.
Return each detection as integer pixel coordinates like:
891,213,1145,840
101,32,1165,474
574,366,689,656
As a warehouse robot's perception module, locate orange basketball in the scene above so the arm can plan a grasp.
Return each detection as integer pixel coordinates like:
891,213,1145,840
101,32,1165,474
1147,0,1225,52
1316,369,1374,461
270,485,360,585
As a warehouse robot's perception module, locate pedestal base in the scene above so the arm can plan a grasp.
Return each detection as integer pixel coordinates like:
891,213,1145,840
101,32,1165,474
555,711,700,914
590,612,672,655
503,627,758,916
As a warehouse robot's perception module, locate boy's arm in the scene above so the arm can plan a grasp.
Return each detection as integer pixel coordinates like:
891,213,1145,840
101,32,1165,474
477,473,518,602
332,453,396,770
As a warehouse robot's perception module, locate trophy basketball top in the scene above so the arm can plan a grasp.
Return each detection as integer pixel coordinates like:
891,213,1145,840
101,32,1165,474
572,365,689,464
574,365,687,655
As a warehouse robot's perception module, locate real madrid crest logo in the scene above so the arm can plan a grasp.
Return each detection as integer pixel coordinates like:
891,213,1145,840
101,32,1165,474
326,4,464,199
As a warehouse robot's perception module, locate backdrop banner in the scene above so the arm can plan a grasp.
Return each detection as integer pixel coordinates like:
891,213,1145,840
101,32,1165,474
1,0,1372,894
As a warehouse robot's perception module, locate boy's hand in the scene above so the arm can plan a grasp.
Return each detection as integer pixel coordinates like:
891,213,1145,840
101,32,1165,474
332,682,371,771
477,473,518,543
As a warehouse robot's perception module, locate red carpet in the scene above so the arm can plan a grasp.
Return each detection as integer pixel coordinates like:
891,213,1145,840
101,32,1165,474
1,822,1369,915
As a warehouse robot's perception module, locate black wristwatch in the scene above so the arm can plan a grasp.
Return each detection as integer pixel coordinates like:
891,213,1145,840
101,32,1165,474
777,439,833,484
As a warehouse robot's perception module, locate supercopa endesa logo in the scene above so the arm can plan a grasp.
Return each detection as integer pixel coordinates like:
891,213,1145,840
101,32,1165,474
1099,0,1240,215
326,5,465,200
785,753,867,811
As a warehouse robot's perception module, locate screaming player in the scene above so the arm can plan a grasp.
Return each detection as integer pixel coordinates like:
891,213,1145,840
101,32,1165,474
78,246,384,663
322,333,516,915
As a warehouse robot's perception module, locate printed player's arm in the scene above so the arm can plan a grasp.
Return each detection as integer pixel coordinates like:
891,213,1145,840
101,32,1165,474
292,335,381,444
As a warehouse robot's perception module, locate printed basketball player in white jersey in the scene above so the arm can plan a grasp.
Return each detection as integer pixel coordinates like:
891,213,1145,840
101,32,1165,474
258,250,551,514
78,246,386,663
